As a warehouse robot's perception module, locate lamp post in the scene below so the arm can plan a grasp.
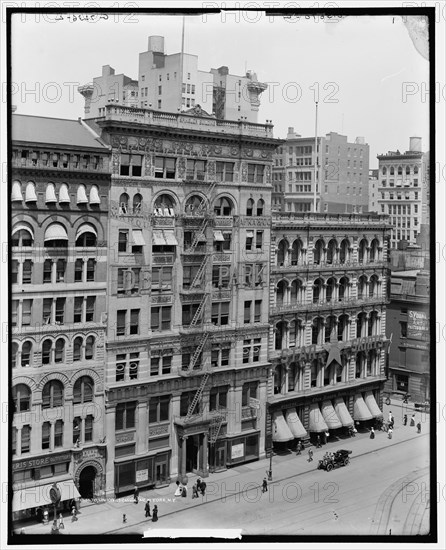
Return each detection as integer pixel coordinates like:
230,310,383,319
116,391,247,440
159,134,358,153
266,449,273,481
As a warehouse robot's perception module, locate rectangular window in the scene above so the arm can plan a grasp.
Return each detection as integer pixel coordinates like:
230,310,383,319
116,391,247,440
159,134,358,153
74,297,83,323
22,299,32,326
182,304,200,326
211,343,231,368
151,306,171,331
84,416,93,442
216,162,234,182
152,266,173,291
43,298,52,325
247,164,265,183
149,395,170,423
115,402,136,430
12,300,18,327
130,309,140,335
154,157,176,179
212,265,230,289
116,353,126,382
22,260,33,284
186,159,206,181
21,425,31,453
117,310,126,336
86,259,96,282
42,422,50,450
55,298,65,324
254,300,262,322
209,386,228,411
211,302,229,326
255,231,263,250
118,230,129,253
74,259,83,282
120,154,142,177
54,419,63,447
244,301,252,324
85,296,95,322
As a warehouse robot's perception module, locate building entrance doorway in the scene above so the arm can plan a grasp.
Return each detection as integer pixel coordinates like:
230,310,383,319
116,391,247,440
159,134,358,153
79,466,97,499
186,435,200,473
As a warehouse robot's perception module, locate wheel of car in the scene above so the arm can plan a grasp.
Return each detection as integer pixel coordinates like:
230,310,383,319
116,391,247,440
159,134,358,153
326,463,333,472
344,457,349,466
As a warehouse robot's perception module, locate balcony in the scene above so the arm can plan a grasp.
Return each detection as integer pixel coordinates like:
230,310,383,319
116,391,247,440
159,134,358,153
270,295,387,316
272,212,390,227
101,104,274,138
12,157,109,173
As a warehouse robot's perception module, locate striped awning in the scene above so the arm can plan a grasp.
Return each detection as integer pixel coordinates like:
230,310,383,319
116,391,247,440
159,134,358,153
44,223,68,242
285,408,307,439
364,391,383,418
321,400,343,430
12,479,80,512
308,403,329,433
272,411,294,442
353,394,373,421
334,397,354,427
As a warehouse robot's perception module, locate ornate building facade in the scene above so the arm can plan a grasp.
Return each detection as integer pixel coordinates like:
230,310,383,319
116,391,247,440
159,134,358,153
11,114,111,518
267,212,391,449
85,104,280,496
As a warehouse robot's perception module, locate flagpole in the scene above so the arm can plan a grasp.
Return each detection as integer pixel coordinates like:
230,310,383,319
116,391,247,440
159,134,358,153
313,101,318,212
179,16,185,110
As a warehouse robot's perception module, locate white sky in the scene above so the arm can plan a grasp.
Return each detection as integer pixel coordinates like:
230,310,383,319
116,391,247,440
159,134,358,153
10,12,430,167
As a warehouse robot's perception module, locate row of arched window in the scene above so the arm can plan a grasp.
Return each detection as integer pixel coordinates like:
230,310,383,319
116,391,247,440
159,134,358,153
12,376,94,412
12,336,96,368
275,274,381,306
381,165,419,176
12,181,101,206
12,222,99,248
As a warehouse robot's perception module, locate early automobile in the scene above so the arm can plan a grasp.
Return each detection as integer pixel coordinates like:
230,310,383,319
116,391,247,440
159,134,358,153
317,449,352,472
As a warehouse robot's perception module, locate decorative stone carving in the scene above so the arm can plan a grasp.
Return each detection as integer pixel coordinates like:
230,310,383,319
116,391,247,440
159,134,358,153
116,432,135,444
149,424,169,437
241,162,248,182
265,165,272,184
177,157,186,179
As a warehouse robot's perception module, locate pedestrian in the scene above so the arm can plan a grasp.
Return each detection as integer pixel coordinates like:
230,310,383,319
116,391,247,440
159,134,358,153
316,435,321,448
196,478,202,493
71,506,78,522
192,483,199,499
51,520,59,535
262,477,268,493
200,481,206,496
390,415,395,429
403,414,408,426
58,513,64,530
296,441,302,455
122,514,127,523
145,500,151,518
370,427,375,439
388,427,393,439
133,485,139,504
324,431,330,444
181,485,187,497
410,414,415,427
388,411,392,424
417,421,421,433
308,448,313,462
152,505,158,522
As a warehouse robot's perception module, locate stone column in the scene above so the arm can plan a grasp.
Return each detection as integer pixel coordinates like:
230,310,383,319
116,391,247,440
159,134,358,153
49,421,55,451
16,427,22,457
202,432,209,475
171,394,181,478
104,406,116,498
136,401,148,455
180,436,188,477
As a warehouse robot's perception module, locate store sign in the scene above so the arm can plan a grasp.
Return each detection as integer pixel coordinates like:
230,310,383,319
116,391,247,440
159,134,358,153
231,443,244,459
408,310,429,340
136,469,149,483
13,452,71,471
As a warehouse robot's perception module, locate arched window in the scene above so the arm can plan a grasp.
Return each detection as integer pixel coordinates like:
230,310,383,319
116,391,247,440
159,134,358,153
21,341,33,367
77,184,88,204
257,199,264,216
326,277,336,302
42,380,64,409
85,336,95,360
12,225,34,247
54,338,65,363
356,312,367,338
133,193,143,213
13,384,31,412
288,362,298,392
369,238,380,262
414,166,419,174
291,239,303,265
89,185,101,205
42,339,52,365
382,166,387,175
185,195,205,214
357,275,367,300
277,240,288,266
313,239,324,265
390,166,395,175
154,194,176,216
339,239,350,264
313,278,323,303
358,238,368,263
273,364,284,394
338,314,349,341
25,181,37,203
406,165,410,175
339,276,349,302
397,166,402,175
276,280,287,306
12,180,23,202
312,318,323,345
119,193,129,214
326,239,337,264
246,199,254,216
75,223,97,247
369,275,379,298
12,342,19,368
325,315,337,343
73,337,83,362
73,376,94,404
290,279,304,304
44,223,68,248
214,196,233,216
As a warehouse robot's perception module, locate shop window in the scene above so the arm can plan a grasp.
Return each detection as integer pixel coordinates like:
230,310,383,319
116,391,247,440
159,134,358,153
396,374,409,392
12,469,34,482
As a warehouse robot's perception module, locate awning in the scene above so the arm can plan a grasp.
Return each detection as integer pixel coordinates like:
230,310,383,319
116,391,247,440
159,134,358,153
163,231,178,246
364,391,383,419
89,186,101,205
45,183,57,203
12,479,80,512
321,400,343,430
59,184,70,203
12,224,34,240
25,182,37,202
285,408,307,438
152,230,166,245
272,411,294,442
308,403,329,433
353,393,373,421
76,223,98,240
246,231,254,237
77,185,88,204
213,230,225,242
44,223,68,242
334,397,354,428
12,181,23,201
132,229,146,246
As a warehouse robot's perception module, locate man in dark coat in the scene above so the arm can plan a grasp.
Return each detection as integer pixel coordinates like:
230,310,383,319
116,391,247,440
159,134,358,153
133,486,139,504
152,505,158,522
145,500,151,517
200,481,207,496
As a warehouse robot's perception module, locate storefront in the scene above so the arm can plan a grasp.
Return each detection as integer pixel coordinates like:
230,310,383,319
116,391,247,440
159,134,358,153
226,432,260,466
114,451,171,496
72,445,106,499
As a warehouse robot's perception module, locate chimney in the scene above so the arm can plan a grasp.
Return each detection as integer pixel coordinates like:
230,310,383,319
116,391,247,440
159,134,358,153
102,65,115,77
148,36,165,53
409,136,422,152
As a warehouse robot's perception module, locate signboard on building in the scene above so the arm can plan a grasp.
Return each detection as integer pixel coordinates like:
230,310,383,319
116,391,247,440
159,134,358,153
136,469,149,483
231,443,244,459
408,310,429,340
13,452,72,472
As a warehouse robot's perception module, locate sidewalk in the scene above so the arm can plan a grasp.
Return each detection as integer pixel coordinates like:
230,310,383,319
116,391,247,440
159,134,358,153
14,399,430,536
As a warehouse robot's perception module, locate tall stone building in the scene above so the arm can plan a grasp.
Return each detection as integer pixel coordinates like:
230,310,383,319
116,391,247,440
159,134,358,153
10,114,111,518
84,104,280,496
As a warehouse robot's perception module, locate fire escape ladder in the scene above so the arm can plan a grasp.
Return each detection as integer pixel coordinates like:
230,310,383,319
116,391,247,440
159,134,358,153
187,332,209,370
185,372,210,421
190,294,208,327
190,255,208,288
209,415,225,445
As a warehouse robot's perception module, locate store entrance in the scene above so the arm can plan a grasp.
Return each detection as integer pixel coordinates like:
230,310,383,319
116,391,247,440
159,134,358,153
79,466,96,499
186,435,200,473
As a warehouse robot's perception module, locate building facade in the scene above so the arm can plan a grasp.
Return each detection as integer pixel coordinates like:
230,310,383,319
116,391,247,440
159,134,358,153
376,138,429,249
385,269,430,402
79,36,268,124
11,114,111,519
368,168,379,213
84,103,280,496
267,212,391,448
